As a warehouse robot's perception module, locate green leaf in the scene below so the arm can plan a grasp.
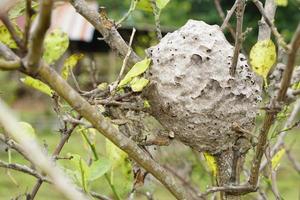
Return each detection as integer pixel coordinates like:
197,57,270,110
43,29,69,64
276,0,288,6
106,139,128,169
156,0,170,9
21,76,54,96
250,39,277,84
130,77,149,92
136,0,152,12
203,153,217,177
271,148,285,170
8,1,38,19
116,157,133,198
143,100,151,108
89,158,111,181
97,82,108,90
118,58,151,88
18,122,36,139
68,154,90,191
61,53,83,80
0,25,20,49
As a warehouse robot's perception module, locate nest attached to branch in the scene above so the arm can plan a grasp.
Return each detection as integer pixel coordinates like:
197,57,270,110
144,20,262,154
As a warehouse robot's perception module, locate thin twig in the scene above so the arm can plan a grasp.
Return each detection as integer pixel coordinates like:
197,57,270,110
230,0,245,76
0,100,88,200
0,14,24,50
249,23,300,187
285,147,300,173
70,0,141,66
29,115,81,200
150,0,162,40
0,59,21,70
214,0,236,39
265,147,281,200
117,0,137,26
111,28,136,93
252,0,288,50
24,0,33,52
221,0,238,30
0,160,51,183
0,134,30,161
24,0,53,75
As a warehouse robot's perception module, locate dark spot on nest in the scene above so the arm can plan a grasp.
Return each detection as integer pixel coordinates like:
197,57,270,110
191,54,203,64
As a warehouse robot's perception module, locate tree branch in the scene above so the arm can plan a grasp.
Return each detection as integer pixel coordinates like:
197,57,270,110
213,0,236,40
260,98,300,171
29,115,82,200
248,23,300,187
36,62,198,200
70,0,141,66
0,14,24,50
221,0,238,30
24,0,53,74
24,0,33,52
230,0,245,76
0,99,89,200
252,0,288,50
0,44,198,199
0,59,21,70
0,160,50,183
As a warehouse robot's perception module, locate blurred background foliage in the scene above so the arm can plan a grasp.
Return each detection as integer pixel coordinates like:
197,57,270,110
0,0,300,199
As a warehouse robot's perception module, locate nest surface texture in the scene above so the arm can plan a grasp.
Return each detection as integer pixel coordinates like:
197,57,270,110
144,20,262,154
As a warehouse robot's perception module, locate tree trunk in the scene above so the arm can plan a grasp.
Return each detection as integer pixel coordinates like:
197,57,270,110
215,149,242,200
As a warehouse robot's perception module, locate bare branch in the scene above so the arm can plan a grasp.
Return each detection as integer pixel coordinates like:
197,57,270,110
249,23,300,187
24,0,53,74
0,134,30,161
213,0,236,39
0,59,21,70
150,0,162,40
277,24,300,101
117,0,137,26
0,160,50,183
24,0,33,51
252,0,288,50
230,0,245,76
265,147,281,200
70,0,141,66
0,99,89,200
256,0,276,41
260,98,300,171
29,115,82,199
111,28,136,93
0,41,19,60
36,61,199,200
221,0,238,30
0,14,24,50
285,147,300,173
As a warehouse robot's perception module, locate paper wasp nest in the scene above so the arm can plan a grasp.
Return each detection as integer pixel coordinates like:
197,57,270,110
144,20,262,154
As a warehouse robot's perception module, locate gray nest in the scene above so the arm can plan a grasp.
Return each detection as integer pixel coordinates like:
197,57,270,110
144,20,262,154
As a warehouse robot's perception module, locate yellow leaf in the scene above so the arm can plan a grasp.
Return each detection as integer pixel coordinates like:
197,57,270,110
118,58,151,88
130,77,149,92
61,53,83,80
203,153,217,177
276,0,288,6
271,148,285,170
250,40,277,84
43,29,69,64
21,76,54,96
0,24,22,49
18,122,36,139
